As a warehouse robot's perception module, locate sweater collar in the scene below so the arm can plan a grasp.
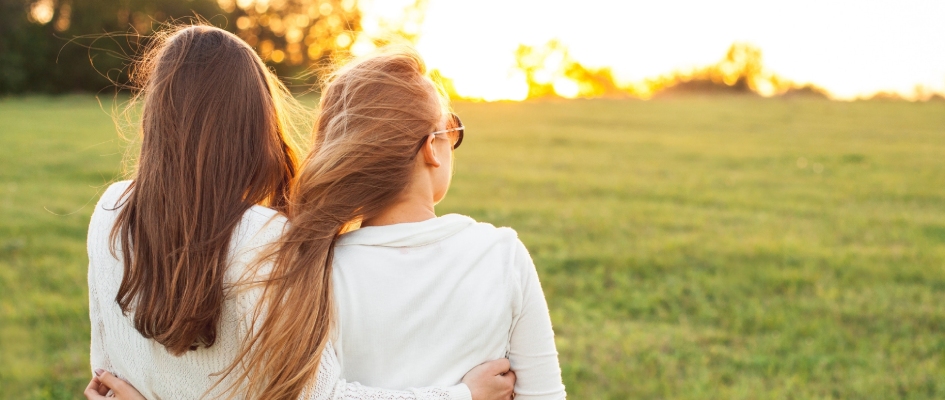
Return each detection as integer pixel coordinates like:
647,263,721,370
336,213,476,248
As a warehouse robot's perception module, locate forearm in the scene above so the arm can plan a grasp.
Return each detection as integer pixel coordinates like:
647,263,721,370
333,380,471,400
88,263,113,376
304,340,472,400
507,241,566,399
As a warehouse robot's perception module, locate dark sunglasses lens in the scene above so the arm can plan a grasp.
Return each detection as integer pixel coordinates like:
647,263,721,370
452,114,464,149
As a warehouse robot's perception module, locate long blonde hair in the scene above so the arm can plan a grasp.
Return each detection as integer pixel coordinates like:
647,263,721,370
224,47,449,399
110,24,300,356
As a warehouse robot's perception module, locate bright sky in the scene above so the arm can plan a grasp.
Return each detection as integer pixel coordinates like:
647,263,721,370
359,0,945,101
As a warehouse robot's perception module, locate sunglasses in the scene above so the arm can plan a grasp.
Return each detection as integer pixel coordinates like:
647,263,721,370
427,113,465,150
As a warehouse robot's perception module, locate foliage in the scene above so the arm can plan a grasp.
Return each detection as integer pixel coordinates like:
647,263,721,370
651,43,830,98
511,41,832,100
219,0,359,76
514,39,627,99
0,0,360,94
2,95,944,398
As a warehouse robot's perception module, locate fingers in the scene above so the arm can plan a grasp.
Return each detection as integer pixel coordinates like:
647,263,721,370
501,370,517,400
95,378,110,396
95,371,146,400
503,370,516,383
93,369,110,395
84,378,106,400
96,371,123,390
500,370,516,390
482,358,511,375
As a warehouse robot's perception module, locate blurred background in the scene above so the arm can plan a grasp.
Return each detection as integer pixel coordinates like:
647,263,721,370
1,0,944,399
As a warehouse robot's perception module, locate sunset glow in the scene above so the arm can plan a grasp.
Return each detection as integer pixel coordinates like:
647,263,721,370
356,0,945,101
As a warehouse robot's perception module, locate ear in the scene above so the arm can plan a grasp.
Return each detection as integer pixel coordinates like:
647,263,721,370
419,134,441,168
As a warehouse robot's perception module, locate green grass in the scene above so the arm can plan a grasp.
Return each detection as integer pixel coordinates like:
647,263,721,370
1,95,944,399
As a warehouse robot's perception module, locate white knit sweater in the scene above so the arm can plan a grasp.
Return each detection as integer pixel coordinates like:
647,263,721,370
333,215,566,399
87,181,470,400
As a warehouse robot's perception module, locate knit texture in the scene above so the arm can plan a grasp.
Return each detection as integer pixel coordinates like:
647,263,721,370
88,181,465,399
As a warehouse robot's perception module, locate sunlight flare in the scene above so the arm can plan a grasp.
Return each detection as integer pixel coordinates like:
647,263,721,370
356,0,945,101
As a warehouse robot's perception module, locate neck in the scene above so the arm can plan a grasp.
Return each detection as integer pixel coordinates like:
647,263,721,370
361,192,436,227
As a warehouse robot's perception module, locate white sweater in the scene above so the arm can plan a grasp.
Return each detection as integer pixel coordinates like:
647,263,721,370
333,215,566,399
87,181,470,400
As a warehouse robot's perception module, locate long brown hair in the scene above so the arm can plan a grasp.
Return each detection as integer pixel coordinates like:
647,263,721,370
224,47,449,399
110,24,300,356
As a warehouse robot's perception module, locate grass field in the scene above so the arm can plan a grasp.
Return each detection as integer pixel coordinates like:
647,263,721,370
1,95,944,399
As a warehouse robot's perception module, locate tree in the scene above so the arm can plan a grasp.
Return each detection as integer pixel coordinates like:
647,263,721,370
221,0,359,79
0,0,361,94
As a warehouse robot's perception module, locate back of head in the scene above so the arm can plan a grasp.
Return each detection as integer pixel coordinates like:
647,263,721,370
305,46,448,220
228,46,448,399
110,24,299,356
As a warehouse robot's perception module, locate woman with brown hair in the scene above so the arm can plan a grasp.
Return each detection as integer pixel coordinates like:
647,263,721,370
85,25,513,399
232,48,565,399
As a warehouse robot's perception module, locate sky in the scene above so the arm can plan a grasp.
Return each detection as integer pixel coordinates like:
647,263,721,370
357,0,945,101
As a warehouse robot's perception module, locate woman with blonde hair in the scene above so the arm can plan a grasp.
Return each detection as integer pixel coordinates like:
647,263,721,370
85,25,513,400
233,47,566,399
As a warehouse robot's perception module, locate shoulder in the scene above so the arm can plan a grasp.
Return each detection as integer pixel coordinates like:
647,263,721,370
87,181,134,287
226,207,288,314
452,214,529,262
454,217,537,297
457,215,521,247
95,180,133,211
88,180,133,238
237,205,288,245
226,206,288,279
91,180,133,220
229,205,288,257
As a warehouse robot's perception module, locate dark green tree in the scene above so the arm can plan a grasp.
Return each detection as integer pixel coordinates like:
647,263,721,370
0,0,360,94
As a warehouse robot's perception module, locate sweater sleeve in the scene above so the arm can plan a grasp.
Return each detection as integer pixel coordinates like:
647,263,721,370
507,239,566,399
309,341,471,400
88,257,114,376
88,184,125,377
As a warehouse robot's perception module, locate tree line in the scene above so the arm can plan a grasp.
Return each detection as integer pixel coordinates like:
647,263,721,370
0,0,360,94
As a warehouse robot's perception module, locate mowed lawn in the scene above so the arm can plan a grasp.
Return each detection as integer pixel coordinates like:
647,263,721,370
1,95,943,399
